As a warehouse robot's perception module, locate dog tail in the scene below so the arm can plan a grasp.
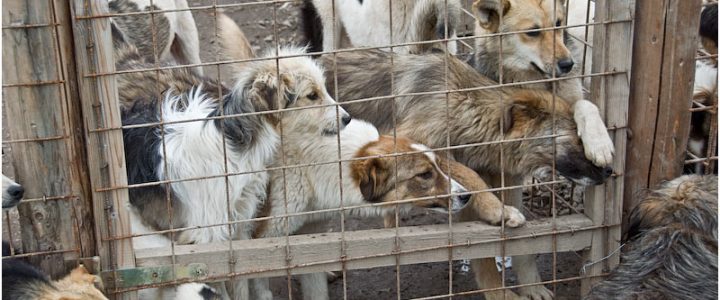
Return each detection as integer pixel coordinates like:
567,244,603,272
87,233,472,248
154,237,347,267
216,12,255,62
408,0,460,54
300,0,323,54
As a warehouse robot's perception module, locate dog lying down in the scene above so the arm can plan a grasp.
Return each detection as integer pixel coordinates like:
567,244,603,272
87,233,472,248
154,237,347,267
2,243,108,300
585,175,718,300
249,119,526,300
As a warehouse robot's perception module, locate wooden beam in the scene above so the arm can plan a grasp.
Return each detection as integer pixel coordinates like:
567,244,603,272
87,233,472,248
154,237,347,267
132,215,594,285
625,0,702,223
68,1,136,299
581,0,634,295
2,0,82,278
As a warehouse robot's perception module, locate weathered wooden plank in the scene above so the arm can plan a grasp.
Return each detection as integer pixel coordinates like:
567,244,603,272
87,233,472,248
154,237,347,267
2,0,80,278
68,1,136,298
625,0,702,220
648,0,702,184
581,0,634,295
133,215,594,283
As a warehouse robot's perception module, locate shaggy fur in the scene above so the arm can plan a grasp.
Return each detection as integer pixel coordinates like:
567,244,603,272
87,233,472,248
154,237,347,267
2,258,108,300
249,119,525,300
700,2,718,55
110,0,203,75
470,0,614,169
318,49,612,300
2,174,23,208
129,208,222,300
302,0,461,54
586,175,718,299
113,13,346,299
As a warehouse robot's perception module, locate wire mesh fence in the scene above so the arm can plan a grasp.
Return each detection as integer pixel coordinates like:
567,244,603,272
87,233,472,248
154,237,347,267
1,0,707,299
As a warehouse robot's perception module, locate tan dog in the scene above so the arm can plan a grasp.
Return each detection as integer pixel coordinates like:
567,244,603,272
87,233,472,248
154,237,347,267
318,49,612,300
471,0,614,172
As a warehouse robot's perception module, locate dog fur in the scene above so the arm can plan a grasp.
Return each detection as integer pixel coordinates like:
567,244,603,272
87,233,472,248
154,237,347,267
302,0,461,54
2,256,108,300
249,119,525,300
687,57,718,174
2,174,24,208
318,49,612,300
110,0,203,75
700,2,718,55
470,0,614,169
129,208,222,300
113,13,347,299
585,175,718,299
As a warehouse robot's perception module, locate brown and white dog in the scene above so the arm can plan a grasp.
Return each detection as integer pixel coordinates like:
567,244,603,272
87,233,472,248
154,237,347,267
318,49,612,300
248,119,525,300
302,0,461,54
114,12,348,299
2,258,108,300
110,0,203,75
470,0,615,171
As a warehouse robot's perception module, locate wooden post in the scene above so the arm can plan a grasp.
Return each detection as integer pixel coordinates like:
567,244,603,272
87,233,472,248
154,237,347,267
624,0,701,226
68,1,136,298
581,0,633,295
2,0,95,277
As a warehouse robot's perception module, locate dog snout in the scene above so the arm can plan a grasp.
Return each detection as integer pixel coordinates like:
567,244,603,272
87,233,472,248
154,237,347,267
557,58,574,74
458,193,471,205
8,185,23,200
341,114,352,126
602,166,613,178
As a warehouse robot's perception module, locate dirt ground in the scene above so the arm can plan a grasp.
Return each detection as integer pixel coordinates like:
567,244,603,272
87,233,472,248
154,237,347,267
185,1,584,299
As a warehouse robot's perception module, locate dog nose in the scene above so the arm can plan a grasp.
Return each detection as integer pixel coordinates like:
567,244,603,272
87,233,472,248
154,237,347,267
8,185,23,200
557,58,574,74
602,167,613,178
341,115,352,126
458,193,471,204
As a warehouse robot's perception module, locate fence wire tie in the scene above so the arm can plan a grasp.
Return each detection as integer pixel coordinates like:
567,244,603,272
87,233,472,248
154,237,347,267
580,243,626,275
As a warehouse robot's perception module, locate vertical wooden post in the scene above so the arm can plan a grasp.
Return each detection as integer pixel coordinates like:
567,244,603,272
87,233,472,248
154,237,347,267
580,0,633,295
2,0,95,277
624,0,701,226
68,1,136,298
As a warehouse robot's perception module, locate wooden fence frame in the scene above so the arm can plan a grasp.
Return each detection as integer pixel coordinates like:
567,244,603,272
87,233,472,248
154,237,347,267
1,0,704,299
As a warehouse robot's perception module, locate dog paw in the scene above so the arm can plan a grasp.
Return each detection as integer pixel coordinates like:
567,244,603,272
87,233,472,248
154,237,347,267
573,100,614,167
580,121,614,167
503,206,526,228
517,285,554,300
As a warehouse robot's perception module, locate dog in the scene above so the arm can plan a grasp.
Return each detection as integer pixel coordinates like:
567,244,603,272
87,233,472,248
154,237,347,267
2,174,24,209
317,49,612,300
110,0,203,75
585,175,718,299
113,11,348,299
129,208,222,300
700,1,718,55
302,0,461,54
470,0,615,171
3,250,108,300
687,3,718,174
687,58,717,174
249,119,526,300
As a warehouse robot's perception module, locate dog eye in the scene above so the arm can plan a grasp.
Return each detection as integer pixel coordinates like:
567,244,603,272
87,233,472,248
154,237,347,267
417,170,434,179
307,92,319,101
526,26,541,37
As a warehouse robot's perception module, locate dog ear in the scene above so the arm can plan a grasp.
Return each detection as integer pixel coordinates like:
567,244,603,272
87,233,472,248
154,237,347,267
472,0,510,32
354,158,389,203
247,72,294,113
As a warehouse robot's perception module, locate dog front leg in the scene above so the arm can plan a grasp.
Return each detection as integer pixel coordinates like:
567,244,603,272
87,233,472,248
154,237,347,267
250,278,274,300
471,257,527,300
573,100,614,167
173,0,204,76
317,0,343,51
299,272,330,300
504,176,553,300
